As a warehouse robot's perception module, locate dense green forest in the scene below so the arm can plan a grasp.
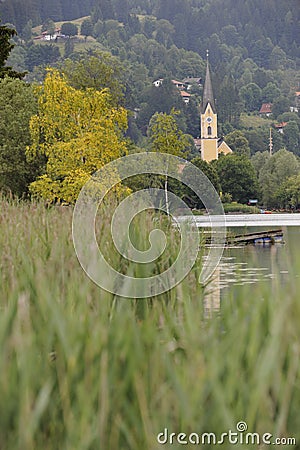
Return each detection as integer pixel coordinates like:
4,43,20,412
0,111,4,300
1,0,299,61
0,0,300,207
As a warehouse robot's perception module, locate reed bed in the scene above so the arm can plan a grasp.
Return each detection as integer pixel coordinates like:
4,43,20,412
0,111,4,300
0,198,299,449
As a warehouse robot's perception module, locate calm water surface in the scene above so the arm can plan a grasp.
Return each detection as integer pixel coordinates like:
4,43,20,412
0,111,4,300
204,227,300,312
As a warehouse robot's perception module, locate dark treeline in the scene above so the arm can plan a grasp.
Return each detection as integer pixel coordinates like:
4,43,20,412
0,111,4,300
1,0,299,63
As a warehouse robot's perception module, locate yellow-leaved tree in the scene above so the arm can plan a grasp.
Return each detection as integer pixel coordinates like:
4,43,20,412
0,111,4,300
27,69,128,203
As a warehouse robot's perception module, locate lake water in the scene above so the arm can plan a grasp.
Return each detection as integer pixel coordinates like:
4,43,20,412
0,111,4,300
203,227,300,314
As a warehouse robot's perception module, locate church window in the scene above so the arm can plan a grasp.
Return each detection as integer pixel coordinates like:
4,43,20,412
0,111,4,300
207,126,212,136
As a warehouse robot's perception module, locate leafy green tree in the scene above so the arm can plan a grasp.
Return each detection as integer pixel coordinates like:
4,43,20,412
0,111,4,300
277,112,300,126
261,82,280,103
93,20,104,38
258,149,300,207
6,46,27,74
269,46,287,70
251,151,270,177
180,156,221,209
253,68,271,89
148,110,190,213
0,23,25,79
80,19,93,39
272,96,290,119
239,82,262,112
25,44,60,71
62,52,125,106
47,20,56,38
276,174,300,209
284,121,300,154
61,22,78,38
245,129,268,154
0,78,39,196
215,154,259,203
41,19,53,33
225,130,251,157
137,79,183,134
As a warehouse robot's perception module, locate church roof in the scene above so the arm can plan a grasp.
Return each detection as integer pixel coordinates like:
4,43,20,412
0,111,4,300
202,56,216,113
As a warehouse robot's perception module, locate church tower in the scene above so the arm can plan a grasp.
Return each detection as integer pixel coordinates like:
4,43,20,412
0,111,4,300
200,52,232,162
200,51,218,162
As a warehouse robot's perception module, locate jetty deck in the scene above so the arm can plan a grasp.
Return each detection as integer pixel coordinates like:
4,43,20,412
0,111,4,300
176,213,300,227
226,229,283,245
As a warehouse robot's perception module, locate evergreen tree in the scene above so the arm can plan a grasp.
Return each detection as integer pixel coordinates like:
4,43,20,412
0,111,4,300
0,23,25,79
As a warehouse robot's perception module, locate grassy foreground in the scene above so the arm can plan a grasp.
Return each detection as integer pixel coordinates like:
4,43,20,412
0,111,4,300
0,198,300,449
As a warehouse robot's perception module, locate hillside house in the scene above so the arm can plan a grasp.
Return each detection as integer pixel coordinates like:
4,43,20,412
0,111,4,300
274,122,287,134
180,91,191,104
152,78,187,90
182,77,203,90
259,103,272,117
34,28,65,41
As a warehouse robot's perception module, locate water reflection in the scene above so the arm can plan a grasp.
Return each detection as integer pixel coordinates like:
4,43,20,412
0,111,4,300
203,227,300,316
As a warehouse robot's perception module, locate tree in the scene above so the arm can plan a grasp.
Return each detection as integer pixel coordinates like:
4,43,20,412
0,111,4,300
215,75,242,124
180,156,221,209
284,121,300,154
244,129,268,154
61,22,78,38
185,97,200,138
225,130,251,157
148,110,190,214
6,46,27,74
0,78,39,196
21,20,33,42
251,151,270,177
269,46,287,70
261,82,280,103
26,69,128,203
81,19,93,39
137,78,183,134
276,174,300,209
215,155,259,204
272,96,290,119
47,20,56,38
0,23,25,79
64,38,75,58
25,44,60,72
41,19,53,33
258,149,300,207
62,52,125,106
239,82,262,112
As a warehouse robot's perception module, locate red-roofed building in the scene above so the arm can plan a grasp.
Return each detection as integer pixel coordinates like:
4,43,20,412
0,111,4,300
274,122,288,134
180,91,191,104
171,79,186,90
259,103,272,117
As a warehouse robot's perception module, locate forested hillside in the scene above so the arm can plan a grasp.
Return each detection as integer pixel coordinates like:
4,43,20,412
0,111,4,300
1,0,300,206
1,0,299,63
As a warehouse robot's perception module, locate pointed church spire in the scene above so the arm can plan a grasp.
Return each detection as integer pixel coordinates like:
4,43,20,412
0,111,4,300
202,50,216,113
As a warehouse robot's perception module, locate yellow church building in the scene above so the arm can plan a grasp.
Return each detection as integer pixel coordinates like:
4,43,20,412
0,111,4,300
200,53,232,162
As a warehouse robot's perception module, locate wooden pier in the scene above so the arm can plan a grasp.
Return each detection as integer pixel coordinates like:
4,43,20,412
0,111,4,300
226,229,284,246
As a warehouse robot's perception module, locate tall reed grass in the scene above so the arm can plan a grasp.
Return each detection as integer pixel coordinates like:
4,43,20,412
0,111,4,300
0,197,299,449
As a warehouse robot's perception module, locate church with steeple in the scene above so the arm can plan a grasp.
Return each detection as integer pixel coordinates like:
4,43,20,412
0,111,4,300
200,52,232,162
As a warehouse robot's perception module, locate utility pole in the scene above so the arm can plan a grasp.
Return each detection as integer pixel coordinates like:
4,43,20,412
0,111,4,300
269,127,273,156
